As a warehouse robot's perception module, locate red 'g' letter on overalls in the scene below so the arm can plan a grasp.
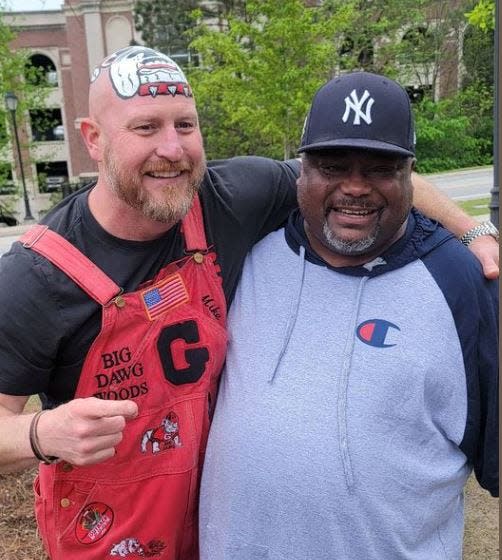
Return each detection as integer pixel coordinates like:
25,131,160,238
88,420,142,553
20,196,227,560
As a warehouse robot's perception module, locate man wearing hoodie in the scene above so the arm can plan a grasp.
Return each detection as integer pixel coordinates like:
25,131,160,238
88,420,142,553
0,47,497,559
200,71,499,560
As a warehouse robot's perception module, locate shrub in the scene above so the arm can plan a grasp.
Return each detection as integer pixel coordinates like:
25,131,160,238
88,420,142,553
414,83,493,172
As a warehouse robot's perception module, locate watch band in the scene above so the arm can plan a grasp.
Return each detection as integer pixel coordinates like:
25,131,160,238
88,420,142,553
459,221,499,246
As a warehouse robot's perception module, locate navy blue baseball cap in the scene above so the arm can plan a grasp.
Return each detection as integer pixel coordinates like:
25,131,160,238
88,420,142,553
299,72,415,157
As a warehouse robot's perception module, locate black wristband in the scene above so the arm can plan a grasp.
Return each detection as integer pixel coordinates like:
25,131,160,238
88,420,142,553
29,410,59,465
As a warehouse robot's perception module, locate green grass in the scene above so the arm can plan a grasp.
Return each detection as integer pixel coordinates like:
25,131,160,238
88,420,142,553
458,197,490,217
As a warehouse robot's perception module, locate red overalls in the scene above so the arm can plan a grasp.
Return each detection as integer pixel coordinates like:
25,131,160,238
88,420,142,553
20,196,227,560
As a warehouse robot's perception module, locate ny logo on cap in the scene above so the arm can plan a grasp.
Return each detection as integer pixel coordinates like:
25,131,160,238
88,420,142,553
342,89,375,125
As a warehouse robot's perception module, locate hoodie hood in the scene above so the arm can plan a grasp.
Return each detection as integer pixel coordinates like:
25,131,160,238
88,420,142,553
285,208,454,277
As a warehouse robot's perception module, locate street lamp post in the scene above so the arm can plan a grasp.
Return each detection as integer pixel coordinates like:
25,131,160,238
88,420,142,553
4,91,34,222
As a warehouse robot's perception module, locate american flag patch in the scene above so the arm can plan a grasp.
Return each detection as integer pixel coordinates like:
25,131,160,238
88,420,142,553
141,273,189,321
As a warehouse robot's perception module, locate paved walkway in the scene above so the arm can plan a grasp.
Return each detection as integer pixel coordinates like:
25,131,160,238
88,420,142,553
0,223,34,238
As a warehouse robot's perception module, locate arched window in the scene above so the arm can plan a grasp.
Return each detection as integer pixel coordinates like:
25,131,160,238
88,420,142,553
339,36,374,69
402,26,428,47
26,54,58,87
401,26,435,64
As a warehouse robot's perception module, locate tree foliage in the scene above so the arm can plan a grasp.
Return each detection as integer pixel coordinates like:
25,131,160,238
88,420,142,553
134,0,199,59
332,0,470,99
466,0,495,31
0,12,47,141
132,0,493,171
187,0,355,160
0,5,51,207
414,82,493,172
462,22,494,87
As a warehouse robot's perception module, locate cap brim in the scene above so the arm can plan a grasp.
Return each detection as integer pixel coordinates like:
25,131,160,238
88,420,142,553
298,138,414,157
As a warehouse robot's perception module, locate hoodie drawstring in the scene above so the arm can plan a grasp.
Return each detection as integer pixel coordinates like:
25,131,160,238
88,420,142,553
337,275,368,491
269,245,306,383
268,246,368,491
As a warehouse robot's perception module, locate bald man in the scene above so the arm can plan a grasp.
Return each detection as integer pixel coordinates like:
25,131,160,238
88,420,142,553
0,46,498,560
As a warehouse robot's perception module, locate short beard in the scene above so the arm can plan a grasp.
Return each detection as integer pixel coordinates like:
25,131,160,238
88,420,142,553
104,147,206,224
322,220,380,255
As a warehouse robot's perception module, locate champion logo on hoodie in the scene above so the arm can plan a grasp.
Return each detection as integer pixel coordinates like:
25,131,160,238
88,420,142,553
356,319,400,348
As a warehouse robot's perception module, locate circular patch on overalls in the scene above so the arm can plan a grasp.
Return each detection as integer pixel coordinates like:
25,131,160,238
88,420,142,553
75,502,114,544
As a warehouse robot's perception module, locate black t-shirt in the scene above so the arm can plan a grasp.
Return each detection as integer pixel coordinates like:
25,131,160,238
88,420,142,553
0,156,299,406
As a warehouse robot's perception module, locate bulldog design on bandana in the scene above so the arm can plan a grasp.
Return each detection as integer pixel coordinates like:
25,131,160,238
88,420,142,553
91,46,192,99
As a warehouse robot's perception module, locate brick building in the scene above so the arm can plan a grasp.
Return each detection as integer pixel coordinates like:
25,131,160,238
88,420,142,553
2,0,138,221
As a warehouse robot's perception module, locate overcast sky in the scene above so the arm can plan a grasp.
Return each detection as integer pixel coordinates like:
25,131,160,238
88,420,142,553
4,0,63,11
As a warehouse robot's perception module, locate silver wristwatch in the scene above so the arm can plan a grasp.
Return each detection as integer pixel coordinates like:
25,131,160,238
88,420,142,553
459,221,499,246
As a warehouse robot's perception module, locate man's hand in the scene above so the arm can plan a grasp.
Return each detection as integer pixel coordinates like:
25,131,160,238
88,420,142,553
37,397,138,466
468,236,499,280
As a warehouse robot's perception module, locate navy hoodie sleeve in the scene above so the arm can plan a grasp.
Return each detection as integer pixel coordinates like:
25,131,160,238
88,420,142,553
422,238,499,497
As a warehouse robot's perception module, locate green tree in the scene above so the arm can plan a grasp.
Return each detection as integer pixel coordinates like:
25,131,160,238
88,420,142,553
332,0,471,99
134,0,199,63
466,0,495,31
133,0,492,170
462,23,493,87
0,5,50,217
134,0,250,53
414,82,493,172
188,0,354,160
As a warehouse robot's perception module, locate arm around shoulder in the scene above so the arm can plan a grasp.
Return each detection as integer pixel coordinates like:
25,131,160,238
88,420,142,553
412,172,499,279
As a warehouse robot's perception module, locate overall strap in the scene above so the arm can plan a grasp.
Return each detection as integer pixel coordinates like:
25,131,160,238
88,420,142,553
181,195,208,252
20,225,122,306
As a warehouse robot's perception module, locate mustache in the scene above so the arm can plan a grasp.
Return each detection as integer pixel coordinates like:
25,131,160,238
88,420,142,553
141,161,192,174
328,197,379,209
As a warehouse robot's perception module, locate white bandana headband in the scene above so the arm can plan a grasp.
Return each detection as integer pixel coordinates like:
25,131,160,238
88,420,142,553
91,46,192,100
